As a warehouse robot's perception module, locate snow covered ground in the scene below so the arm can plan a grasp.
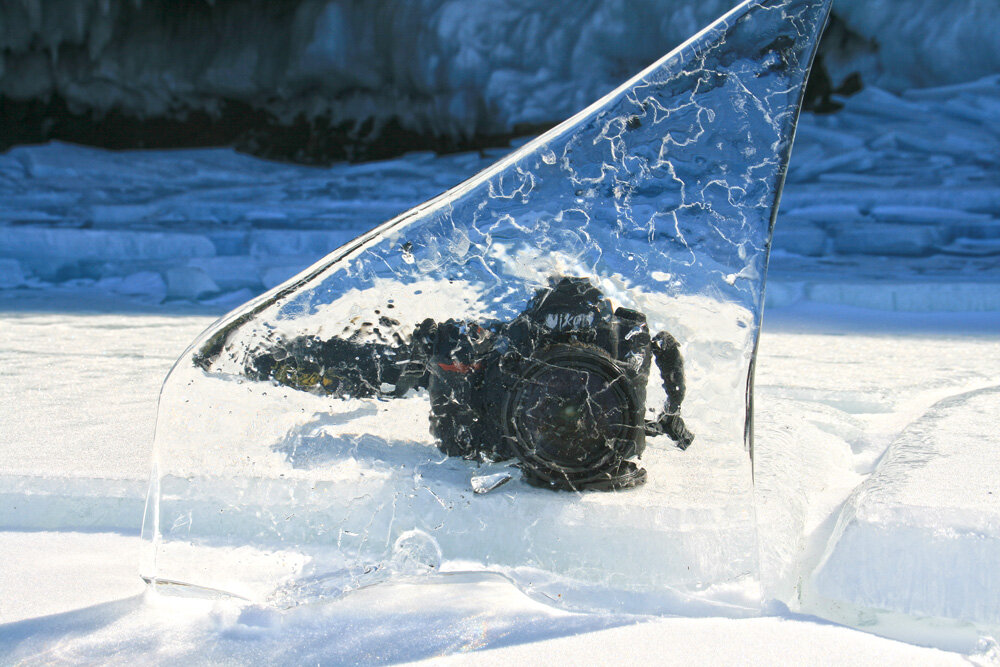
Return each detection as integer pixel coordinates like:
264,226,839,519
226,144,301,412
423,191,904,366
2,78,1000,662
3,293,998,663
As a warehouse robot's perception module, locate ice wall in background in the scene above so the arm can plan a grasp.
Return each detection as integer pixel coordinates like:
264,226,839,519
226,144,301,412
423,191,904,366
2,73,999,302
0,0,996,160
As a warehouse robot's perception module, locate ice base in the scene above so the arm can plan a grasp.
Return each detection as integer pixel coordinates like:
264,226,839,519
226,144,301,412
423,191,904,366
150,373,757,611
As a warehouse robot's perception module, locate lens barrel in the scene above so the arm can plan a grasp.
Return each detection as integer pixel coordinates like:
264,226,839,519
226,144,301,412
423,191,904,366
500,344,645,491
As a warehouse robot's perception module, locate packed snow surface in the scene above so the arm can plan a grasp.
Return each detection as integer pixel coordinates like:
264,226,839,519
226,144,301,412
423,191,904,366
0,532,973,665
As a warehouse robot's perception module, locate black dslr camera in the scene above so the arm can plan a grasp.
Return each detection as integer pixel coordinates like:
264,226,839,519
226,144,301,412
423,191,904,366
246,277,693,492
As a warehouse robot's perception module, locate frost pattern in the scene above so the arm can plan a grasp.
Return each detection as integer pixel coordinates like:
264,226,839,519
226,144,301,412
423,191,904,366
143,0,830,613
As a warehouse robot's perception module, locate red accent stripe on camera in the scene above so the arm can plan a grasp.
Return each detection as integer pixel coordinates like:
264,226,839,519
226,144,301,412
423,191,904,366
437,361,482,373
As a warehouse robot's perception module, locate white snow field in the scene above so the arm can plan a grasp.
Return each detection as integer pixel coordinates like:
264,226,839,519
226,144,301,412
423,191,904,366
2,79,1000,661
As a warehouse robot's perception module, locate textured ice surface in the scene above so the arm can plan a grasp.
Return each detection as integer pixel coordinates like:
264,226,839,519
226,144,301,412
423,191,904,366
4,74,1000,302
142,0,830,611
0,311,208,480
809,386,1000,627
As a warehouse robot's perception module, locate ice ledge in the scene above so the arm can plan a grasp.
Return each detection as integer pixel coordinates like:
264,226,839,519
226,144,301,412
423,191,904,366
807,386,1000,627
0,475,146,532
766,281,1000,312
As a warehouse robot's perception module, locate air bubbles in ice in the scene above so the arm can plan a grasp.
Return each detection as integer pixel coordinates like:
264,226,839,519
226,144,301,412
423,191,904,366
390,529,442,574
401,242,415,264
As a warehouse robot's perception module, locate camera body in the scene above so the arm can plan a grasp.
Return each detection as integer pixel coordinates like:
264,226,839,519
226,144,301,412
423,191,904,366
420,278,654,491
245,276,692,492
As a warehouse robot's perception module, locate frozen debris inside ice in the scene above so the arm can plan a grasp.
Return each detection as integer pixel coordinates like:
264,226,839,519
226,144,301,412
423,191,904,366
471,472,513,494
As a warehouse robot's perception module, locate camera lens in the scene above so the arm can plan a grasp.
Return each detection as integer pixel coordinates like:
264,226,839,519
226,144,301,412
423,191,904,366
503,345,640,477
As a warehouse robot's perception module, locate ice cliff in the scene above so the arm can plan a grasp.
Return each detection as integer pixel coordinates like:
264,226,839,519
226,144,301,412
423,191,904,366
1,0,997,161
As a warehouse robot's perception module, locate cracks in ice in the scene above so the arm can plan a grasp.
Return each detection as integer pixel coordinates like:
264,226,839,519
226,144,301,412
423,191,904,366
146,0,831,607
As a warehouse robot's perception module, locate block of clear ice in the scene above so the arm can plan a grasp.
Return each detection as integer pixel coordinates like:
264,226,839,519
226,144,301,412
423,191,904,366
141,0,830,613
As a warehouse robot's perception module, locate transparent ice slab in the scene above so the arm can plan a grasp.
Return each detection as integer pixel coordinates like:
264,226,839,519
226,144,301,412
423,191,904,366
142,0,830,613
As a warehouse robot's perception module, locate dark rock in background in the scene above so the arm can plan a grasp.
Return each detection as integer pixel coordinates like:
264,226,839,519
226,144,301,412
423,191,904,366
0,0,995,163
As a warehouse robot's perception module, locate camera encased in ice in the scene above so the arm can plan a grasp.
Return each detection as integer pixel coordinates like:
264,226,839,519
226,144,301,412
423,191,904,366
245,277,693,491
